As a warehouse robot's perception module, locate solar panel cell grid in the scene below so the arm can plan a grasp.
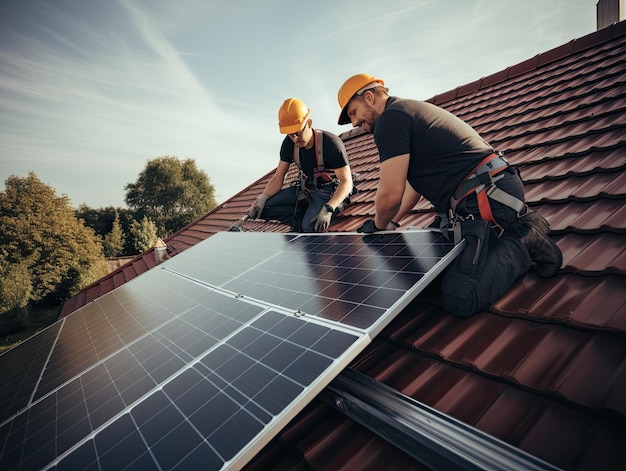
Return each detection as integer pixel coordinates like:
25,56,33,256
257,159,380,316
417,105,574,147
57,310,360,470
0,230,460,470
0,322,62,425
183,231,453,331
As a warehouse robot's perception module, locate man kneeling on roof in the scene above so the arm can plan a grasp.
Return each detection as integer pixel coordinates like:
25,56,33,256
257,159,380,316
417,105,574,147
247,98,354,233
337,73,563,317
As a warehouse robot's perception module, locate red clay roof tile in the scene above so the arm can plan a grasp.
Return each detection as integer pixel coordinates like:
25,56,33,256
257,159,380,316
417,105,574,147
573,24,616,51
524,171,626,202
508,55,540,79
493,273,626,330
456,78,483,98
537,40,576,66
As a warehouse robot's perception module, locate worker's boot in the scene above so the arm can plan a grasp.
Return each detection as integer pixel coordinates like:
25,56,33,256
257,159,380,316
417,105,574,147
520,209,550,235
519,210,562,278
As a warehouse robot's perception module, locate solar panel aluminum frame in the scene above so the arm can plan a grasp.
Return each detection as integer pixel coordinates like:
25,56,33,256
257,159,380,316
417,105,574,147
132,273,374,471
211,304,371,470
340,230,465,338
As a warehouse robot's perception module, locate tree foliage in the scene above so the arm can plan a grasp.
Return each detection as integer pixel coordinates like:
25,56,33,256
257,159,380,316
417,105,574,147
124,156,217,237
75,204,119,236
102,212,125,257
0,172,108,310
76,205,136,256
130,215,158,253
0,260,32,313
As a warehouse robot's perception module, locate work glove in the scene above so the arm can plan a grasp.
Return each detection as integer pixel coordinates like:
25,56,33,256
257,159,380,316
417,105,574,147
357,219,381,233
247,193,269,219
428,214,443,228
313,207,333,232
357,219,400,233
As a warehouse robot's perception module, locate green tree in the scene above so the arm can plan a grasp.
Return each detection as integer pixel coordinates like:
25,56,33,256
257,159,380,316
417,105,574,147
76,205,136,255
130,215,158,253
75,204,116,235
0,259,32,313
102,212,125,257
124,156,217,237
0,172,108,308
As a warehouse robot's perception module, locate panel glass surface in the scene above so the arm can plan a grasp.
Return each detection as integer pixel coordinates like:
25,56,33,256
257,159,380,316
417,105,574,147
165,231,457,332
0,230,459,470
0,321,62,424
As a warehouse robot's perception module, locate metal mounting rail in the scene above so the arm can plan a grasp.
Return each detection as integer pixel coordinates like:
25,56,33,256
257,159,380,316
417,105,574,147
320,368,563,471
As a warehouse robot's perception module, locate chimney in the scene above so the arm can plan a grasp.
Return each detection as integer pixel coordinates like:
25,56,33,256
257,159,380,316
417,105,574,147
597,0,624,29
153,237,169,265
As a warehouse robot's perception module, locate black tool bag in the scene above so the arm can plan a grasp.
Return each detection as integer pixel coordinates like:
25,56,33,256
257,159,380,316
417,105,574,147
440,218,494,316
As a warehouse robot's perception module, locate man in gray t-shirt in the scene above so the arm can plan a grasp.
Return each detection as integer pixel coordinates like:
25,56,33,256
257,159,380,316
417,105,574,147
336,74,562,317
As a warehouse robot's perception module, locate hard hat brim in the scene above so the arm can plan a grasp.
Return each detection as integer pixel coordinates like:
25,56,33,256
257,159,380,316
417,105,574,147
337,74,384,125
279,122,306,134
338,106,350,125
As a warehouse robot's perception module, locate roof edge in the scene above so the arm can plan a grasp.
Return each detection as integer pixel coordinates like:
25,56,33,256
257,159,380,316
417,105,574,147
338,126,369,141
58,168,278,320
427,20,626,106
162,170,276,243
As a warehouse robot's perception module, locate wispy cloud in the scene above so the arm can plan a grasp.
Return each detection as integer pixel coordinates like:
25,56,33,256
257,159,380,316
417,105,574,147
0,0,598,207
319,2,435,40
0,0,277,205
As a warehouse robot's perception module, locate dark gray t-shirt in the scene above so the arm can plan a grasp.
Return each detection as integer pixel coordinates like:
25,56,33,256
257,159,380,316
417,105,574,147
279,129,349,178
374,97,494,212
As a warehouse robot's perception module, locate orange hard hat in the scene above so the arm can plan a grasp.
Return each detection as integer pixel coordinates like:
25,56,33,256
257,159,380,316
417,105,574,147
278,98,310,134
337,73,384,125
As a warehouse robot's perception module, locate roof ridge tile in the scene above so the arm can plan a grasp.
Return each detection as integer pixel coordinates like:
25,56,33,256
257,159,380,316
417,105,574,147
430,22,626,107
573,23,620,53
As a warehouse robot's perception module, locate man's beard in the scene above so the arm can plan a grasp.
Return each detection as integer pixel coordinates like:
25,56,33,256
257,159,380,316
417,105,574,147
362,109,378,133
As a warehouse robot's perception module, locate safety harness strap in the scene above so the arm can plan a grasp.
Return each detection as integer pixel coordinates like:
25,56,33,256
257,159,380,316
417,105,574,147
292,130,325,175
449,152,525,230
315,130,324,173
486,184,525,214
476,188,495,226
450,153,508,212
292,130,336,203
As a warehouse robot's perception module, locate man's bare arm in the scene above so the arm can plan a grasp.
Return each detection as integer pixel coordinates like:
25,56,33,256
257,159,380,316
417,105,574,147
374,154,409,229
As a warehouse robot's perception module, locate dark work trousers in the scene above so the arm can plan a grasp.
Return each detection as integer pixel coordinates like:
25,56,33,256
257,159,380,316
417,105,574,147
441,168,532,317
260,184,336,232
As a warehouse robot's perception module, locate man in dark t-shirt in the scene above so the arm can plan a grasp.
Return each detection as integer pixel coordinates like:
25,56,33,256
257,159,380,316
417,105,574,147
247,98,353,232
336,74,562,317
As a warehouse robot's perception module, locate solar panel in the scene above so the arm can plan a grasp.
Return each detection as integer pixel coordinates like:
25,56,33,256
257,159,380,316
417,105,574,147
0,230,462,470
165,230,457,336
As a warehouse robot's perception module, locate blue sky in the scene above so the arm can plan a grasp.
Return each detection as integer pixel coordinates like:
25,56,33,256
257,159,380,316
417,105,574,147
0,0,598,208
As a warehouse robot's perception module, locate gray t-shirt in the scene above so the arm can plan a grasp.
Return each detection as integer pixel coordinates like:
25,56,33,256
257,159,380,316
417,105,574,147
374,97,494,212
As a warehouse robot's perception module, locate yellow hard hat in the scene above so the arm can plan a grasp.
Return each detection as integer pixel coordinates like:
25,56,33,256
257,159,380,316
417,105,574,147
337,73,384,125
278,98,310,134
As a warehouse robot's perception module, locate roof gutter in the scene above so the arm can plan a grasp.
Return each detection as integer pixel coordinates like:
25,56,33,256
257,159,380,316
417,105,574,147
321,368,563,471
